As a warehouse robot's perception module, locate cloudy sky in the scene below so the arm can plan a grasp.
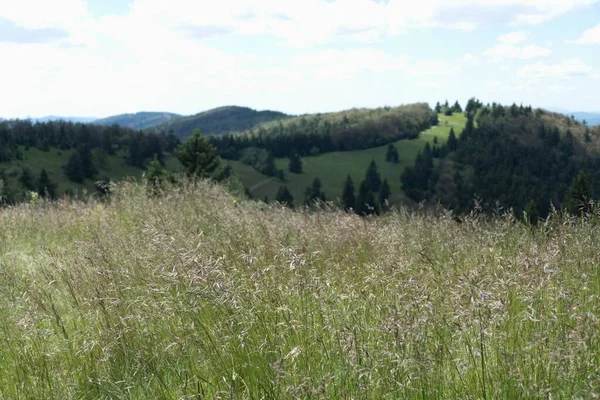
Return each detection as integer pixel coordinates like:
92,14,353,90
1,0,599,118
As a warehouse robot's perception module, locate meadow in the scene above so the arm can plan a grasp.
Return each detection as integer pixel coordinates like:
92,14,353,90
230,113,467,203
0,178,598,399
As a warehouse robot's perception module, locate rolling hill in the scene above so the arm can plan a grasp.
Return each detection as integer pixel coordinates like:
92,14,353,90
160,106,291,138
572,112,600,127
94,112,182,130
228,112,466,203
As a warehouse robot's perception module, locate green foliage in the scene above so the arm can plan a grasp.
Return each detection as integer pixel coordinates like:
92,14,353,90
356,180,379,215
304,177,326,205
176,130,220,178
145,154,171,192
564,171,592,216
275,185,294,207
524,199,539,225
447,128,458,151
342,175,356,211
385,144,399,164
19,166,36,191
288,153,303,173
37,169,57,199
379,179,391,209
364,160,382,192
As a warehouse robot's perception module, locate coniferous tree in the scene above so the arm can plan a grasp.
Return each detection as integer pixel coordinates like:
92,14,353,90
145,154,169,192
451,101,463,113
304,177,326,205
385,144,399,164
564,171,592,216
434,102,442,113
342,175,356,211
447,128,458,152
379,179,391,209
289,153,303,173
275,185,294,207
77,145,97,179
176,129,220,178
365,160,382,192
64,151,85,183
356,180,379,216
19,167,36,191
37,169,57,199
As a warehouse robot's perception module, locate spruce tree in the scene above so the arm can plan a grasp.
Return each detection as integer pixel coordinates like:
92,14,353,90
447,128,458,151
19,167,36,191
176,129,220,178
365,160,382,192
385,144,399,164
289,153,303,173
342,175,356,211
275,185,294,207
356,180,379,216
304,177,326,205
64,151,85,183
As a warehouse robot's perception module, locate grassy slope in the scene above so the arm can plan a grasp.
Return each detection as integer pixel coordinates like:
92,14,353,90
0,179,598,398
1,147,181,196
231,113,466,204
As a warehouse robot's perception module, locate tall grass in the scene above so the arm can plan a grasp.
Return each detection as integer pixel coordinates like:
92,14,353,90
0,180,599,399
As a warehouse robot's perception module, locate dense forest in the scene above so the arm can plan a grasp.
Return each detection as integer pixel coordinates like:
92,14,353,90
211,103,437,161
401,99,600,217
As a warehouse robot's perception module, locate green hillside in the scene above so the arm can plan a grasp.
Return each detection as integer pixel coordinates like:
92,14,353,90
95,112,182,130
229,113,466,204
162,106,291,138
0,147,183,197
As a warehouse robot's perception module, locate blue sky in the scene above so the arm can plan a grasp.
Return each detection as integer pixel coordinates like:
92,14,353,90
0,0,599,118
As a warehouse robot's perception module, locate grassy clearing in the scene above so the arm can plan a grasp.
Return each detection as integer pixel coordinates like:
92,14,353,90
0,178,599,398
233,113,466,204
0,147,182,195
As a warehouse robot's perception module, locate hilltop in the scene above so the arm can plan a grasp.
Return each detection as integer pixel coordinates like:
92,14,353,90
94,112,182,130
401,100,600,216
160,106,290,138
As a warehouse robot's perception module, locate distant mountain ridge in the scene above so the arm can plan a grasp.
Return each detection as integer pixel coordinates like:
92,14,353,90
31,116,98,124
571,112,600,127
94,112,182,130
158,106,291,138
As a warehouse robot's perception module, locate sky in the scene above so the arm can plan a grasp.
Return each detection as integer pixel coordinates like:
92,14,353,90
0,0,599,119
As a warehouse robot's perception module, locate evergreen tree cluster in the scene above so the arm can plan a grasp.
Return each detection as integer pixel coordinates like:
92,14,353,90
342,160,391,215
402,99,600,218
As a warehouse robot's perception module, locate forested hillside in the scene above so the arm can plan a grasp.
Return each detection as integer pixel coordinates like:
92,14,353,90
401,99,600,217
161,106,290,139
95,112,182,130
212,103,437,159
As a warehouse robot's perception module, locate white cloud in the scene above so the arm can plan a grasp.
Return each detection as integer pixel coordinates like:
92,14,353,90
569,23,600,44
484,43,551,59
517,58,593,80
498,31,528,44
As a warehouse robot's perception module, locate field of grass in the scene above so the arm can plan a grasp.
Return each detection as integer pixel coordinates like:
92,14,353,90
232,113,466,204
0,178,598,398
